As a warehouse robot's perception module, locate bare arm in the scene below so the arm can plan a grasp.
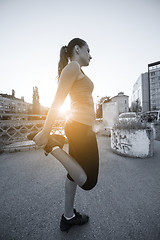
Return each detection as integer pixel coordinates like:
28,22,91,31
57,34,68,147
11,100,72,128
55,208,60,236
43,61,80,133
33,61,80,147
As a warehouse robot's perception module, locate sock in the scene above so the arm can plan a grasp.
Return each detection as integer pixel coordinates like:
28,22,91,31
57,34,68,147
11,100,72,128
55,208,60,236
52,146,59,151
64,213,75,220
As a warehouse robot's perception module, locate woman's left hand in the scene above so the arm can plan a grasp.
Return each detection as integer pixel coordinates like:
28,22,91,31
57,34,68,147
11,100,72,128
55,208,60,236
33,130,49,148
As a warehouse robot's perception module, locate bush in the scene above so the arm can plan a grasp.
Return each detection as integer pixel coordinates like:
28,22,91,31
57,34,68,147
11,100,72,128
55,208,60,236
113,119,150,130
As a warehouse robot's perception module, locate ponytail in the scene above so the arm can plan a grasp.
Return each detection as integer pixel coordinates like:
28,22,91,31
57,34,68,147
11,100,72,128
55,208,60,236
58,38,87,81
58,46,68,81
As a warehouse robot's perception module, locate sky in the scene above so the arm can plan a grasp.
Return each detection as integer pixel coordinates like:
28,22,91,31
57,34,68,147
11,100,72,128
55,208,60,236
0,0,160,109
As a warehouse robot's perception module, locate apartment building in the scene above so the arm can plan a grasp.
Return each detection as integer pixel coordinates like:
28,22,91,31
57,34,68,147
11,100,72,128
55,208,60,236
131,72,149,112
0,90,31,114
131,61,160,112
148,61,160,111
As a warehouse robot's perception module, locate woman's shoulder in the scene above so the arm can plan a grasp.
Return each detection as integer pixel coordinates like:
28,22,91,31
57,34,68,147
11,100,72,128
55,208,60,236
62,61,80,76
59,61,82,84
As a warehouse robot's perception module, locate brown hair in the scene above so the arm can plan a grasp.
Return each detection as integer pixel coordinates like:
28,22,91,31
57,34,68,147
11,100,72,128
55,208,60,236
58,38,86,80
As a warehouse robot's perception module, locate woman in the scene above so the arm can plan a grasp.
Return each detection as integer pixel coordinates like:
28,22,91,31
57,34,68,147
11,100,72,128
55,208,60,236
34,38,99,232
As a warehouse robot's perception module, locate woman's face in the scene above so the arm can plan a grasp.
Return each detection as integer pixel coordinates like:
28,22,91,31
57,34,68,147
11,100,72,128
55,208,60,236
78,44,92,66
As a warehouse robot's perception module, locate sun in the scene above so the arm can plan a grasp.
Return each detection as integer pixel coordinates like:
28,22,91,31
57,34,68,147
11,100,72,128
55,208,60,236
59,96,70,113
59,96,71,119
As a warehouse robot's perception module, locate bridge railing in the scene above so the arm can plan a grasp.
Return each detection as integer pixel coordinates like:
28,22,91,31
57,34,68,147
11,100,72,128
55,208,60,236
0,114,103,150
0,114,66,148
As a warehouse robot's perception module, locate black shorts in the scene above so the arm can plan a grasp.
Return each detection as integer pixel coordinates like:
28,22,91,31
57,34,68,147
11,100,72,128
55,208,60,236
65,120,99,191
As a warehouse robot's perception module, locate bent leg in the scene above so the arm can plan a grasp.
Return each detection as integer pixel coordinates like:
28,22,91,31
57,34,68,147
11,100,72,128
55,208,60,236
65,121,99,191
50,147,87,187
27,130,87,187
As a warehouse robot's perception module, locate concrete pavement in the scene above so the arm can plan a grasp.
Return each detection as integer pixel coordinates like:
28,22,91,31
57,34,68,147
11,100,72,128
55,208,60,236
0,136,160,240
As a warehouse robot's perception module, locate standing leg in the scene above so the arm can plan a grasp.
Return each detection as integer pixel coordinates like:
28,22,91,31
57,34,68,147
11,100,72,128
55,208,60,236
60,176,89,232
64,177,77,218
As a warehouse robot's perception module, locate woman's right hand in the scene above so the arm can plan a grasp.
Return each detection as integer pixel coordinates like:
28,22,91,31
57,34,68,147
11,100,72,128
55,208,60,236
33,130,49,148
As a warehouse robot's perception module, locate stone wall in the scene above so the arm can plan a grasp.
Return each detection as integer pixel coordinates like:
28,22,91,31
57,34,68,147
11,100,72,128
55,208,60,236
111,128,153,158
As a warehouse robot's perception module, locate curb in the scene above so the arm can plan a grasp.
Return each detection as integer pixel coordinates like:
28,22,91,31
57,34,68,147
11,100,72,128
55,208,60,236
0,141,39,154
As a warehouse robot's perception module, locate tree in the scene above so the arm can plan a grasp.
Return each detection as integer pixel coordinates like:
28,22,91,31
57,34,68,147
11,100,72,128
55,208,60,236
96,96,111,118
32,86,40,114
131,99,142,113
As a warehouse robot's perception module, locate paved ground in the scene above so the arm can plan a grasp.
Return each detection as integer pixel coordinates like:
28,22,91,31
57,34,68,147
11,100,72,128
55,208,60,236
0,136,160,240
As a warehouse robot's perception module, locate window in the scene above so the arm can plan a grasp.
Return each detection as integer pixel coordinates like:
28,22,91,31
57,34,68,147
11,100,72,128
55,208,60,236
151,72,155,76
152,83,156,88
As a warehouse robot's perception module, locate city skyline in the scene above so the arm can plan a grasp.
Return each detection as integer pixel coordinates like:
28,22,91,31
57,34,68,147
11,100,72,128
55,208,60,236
1,0,160,109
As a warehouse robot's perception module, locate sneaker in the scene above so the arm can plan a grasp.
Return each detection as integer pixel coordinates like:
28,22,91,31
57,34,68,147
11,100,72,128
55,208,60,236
27,131,65,155
60,209,89,232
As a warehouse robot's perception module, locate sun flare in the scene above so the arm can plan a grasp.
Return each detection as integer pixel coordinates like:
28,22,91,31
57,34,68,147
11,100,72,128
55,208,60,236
59,97,71,119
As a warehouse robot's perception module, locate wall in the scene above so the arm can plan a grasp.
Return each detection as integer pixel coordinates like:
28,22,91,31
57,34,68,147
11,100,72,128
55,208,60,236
111,128,153,158
102,102,118,128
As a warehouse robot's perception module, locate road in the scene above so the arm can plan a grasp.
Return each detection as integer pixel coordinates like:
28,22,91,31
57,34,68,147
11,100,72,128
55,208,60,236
0,136,160,240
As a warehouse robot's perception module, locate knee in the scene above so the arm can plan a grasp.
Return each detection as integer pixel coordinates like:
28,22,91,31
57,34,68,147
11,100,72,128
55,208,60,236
80,177,98,191
78,172,87,187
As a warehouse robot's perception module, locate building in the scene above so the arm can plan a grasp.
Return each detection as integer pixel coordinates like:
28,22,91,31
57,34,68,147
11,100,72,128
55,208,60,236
0,89,31,114
110,92,129,114
0,89,49,116
148,61,160,111
131,61,160,113
131,72,149,112
102,92,129,129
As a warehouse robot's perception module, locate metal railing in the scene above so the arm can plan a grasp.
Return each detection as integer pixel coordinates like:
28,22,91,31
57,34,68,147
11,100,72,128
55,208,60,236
0,114,66,148
0,114,103,151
